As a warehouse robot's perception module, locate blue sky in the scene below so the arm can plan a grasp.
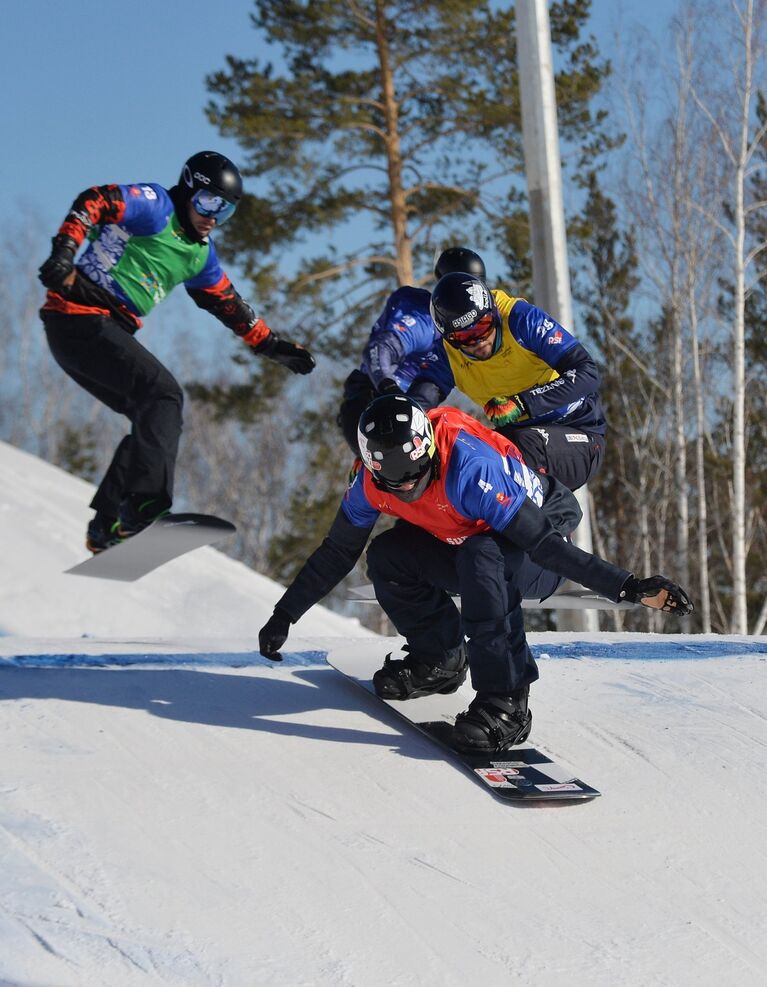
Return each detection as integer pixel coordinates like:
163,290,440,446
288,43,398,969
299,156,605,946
0,0,676,422
3,0,255,228
3,0,671,233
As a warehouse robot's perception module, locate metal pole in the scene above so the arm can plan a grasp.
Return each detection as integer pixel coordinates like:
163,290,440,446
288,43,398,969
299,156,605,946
515,0,597,632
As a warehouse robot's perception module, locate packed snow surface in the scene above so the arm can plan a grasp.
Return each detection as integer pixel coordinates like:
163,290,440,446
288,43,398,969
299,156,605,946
1,439,766,987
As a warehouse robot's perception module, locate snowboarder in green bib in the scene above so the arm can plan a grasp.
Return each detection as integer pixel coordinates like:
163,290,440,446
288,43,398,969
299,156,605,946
39,151,315,552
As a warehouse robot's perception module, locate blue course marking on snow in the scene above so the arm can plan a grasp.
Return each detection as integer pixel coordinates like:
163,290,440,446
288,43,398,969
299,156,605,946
533,641,767,661
0,651,328,669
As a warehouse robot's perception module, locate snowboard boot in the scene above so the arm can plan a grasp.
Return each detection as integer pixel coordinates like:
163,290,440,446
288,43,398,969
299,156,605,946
117,493,171,538
452,687,532,752
373,642,468,700
85,511,121,554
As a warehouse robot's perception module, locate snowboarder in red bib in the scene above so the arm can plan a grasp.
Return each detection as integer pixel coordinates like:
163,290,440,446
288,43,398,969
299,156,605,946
39,151,315,553
259,394,692,754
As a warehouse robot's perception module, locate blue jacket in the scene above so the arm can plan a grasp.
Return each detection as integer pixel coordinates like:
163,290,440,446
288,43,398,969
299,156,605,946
361,286,454,395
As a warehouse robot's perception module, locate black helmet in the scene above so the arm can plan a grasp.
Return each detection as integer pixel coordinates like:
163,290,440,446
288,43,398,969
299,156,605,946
430,272,501,348
180,151,243,202
357,395,437,502
434,246,486,280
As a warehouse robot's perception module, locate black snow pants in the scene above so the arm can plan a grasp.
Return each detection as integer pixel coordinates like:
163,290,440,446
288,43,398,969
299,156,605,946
42,311,183,517
366,522,562,694
498,423,605,492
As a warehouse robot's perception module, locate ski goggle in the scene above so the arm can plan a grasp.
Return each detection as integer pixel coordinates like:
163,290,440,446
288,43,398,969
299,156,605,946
445,310,500,348
377,473,421,491
190,189,238,224
372,463,434,501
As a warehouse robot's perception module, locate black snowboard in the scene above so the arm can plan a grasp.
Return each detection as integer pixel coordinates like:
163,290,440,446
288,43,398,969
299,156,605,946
66,513,236,582
327,650,601,804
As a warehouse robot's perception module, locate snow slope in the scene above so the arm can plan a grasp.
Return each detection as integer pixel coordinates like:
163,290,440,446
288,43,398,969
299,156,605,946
0,440,372,641
1,440,766,987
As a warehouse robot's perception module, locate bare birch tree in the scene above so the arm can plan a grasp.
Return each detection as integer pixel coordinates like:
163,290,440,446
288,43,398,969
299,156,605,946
685,0,767,633
619,21,716,612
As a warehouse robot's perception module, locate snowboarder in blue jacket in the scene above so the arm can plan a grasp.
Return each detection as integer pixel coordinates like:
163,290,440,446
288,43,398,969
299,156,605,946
336,247,485,454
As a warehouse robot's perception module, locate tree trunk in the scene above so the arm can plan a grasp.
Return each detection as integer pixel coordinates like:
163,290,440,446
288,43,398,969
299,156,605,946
374,0,412,286
729,1,753,634
688,282,712,631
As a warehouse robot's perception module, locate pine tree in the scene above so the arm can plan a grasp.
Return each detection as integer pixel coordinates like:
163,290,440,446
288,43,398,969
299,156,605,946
196,0,613,602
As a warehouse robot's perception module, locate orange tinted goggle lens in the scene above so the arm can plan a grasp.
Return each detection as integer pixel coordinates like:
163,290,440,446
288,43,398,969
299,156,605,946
448,312,496,346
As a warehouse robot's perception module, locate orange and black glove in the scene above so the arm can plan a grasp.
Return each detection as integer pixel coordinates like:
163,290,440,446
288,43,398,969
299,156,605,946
257,334,316,375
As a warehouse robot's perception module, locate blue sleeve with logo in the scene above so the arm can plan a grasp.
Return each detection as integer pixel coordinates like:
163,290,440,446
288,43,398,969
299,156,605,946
377,287,435,354
506,300,604,427
118,184,175,236
444,430,545,531
508,300,578,362
362,287,436,386
341,468,382,528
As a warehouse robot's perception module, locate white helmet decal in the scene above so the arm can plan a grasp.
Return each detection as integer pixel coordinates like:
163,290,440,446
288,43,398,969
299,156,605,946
466,281,489,309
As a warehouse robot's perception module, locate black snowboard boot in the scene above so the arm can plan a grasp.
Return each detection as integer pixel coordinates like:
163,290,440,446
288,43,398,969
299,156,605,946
85,512,121,554
452,687,532,752
373,643,468,700
117,493,171,538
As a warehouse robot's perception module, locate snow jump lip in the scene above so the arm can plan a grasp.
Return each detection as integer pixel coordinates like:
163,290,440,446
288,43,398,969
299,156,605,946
0,640,764,668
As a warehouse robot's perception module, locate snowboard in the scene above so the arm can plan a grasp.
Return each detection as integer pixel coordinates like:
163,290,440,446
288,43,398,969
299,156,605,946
327,649,600,804
347,583,630,610
66,513,236,582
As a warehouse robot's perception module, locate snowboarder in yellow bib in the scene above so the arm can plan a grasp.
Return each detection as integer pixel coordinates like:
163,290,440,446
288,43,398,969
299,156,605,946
430,272,606,491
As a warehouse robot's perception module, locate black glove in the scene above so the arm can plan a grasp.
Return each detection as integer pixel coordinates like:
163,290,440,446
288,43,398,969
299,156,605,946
620,575,693,616
258,606,293,661
258,334,316,375
38,234,78,291
377,377,405,397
